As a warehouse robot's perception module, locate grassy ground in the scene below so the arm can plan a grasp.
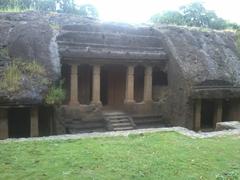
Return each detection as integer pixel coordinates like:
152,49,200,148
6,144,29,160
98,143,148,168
0,132,240,180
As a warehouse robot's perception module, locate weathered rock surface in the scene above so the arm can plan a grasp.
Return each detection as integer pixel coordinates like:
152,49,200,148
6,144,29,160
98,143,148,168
157,26,240,86
57,22,167,63
0,11,240,115
0,12,60,105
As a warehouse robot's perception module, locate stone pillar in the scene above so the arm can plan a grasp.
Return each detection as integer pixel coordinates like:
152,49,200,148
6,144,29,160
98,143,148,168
214,99,223,128
91,65,102,105
69,64,79,105
194,99,202,131
143,65,153,103
124,65,135,104
0,109,8,139
30,107,39,137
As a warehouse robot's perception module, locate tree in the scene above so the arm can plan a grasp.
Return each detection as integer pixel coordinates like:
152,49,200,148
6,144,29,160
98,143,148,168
0,0,99,18
56,0,76,14
35,0,57,12
150,2,239,30
77,4,98,18
180,2,209,27
150,11,184,25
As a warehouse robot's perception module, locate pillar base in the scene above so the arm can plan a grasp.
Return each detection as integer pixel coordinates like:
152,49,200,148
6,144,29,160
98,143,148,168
124,100,135,104
91,101,102,107
143,100,153,104
69,101,80,106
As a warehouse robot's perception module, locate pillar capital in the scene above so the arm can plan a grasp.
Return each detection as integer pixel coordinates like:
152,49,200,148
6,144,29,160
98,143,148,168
127,65,135,75
92,64,101,75
70,64,78,74
144,65,153,75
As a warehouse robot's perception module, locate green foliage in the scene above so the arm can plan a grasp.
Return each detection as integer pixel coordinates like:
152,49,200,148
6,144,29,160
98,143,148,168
77,4,98,18
45,81,65,105
150,2,240,30
49,23,60,30
56,0,75,13
0,62,22,92
216,171,239,180
0,48,9,57
13,59,46,76
150,11,184,26
0,0,99,17
0,59,48,93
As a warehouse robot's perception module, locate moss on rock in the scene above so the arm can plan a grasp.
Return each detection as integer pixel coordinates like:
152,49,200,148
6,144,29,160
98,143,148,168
0,59,49,94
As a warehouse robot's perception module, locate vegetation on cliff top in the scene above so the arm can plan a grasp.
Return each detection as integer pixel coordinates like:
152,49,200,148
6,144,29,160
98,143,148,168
0,0,98,18
150,2,239,30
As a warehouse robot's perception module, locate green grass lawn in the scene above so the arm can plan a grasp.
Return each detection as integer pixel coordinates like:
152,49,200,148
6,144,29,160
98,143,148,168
0,132,240,180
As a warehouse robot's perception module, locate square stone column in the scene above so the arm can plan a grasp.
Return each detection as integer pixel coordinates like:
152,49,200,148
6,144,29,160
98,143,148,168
194,99,202,131
31,107,39,137
0,109,8,140
124,65,135,104
91,65,102,105
69,64,80,105
143,66,153,103
213,99,223,128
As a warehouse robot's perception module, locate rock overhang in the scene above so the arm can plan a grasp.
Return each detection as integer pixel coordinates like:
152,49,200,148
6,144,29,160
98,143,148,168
57,22,168,63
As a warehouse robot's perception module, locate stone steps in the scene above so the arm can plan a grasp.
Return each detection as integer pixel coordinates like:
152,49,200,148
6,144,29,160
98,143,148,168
132,114,169,128
103,111,136,131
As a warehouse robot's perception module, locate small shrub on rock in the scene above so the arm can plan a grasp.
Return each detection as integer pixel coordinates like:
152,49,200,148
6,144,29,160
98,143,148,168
45,81,66,105
0,59,49,93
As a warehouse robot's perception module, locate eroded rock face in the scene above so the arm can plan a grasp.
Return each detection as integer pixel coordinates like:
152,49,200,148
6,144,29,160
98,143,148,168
0,12,60,105
8,21,60,78
157,26,240,86
156,25,240,129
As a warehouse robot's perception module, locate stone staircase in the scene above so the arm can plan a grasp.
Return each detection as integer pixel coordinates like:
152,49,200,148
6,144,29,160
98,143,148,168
103,112,136,131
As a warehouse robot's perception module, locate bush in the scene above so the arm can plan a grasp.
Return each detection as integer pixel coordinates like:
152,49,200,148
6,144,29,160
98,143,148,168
0,48,9,57
45,81,66,105
0,62,21,92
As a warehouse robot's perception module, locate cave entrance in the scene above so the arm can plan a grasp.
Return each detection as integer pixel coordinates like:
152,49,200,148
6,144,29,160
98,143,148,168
201,100,215,129
134,65,144,103
101,65,126,108
8,108,30,138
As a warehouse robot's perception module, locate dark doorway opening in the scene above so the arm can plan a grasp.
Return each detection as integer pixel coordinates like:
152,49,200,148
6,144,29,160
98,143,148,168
101,65,126,107
134,66,144,102
153,67,168,86
78,64,92,105
101,67,108,106
61,63,70,104
39,106,53,136
201,100,214,129
8,108,30,138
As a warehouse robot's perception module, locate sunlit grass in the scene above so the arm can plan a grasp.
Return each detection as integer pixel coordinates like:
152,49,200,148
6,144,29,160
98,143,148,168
0,132,239,179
